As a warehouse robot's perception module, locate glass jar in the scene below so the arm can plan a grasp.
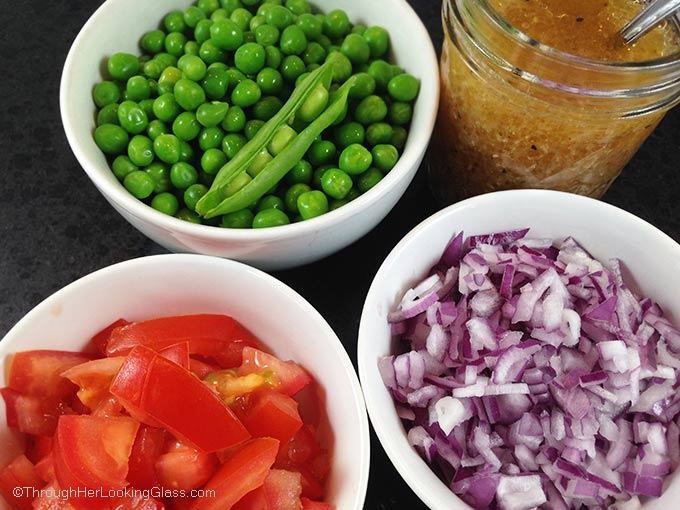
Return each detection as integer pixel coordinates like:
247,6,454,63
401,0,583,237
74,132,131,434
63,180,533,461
429,0,680,204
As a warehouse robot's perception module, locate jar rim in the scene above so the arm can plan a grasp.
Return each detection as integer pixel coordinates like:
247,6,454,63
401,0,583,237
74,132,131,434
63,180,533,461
464,0,680,71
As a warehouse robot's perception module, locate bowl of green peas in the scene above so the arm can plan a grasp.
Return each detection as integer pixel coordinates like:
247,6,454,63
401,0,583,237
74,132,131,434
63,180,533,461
60,0,439,270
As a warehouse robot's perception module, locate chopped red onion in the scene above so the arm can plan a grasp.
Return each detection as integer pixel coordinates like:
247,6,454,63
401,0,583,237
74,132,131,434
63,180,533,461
380,229,680,509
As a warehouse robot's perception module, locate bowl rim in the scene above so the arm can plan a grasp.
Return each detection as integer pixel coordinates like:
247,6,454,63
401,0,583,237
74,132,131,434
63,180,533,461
58,0,439,241
0,253,371,509
357,189,680,510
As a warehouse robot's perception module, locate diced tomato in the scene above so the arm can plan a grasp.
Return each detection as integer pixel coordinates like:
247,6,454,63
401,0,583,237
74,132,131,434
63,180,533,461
300,497,334,510
127,426,165,491
61,357,125,410
308,451,331,484
52,415,139,506
240,390,303,445
91,396,123,417
31,481,76,510
296,467,325,500
190,438,279,510
189,358,221,379
0,454,45,510
111,493,165,510
155,444,219,491
8,351,93,400
276,425,321,468
110,345,250,453
86,318,130,356
25,435,53,465
34,454,55,484
1,388,69,436
239,348,312,396
232,486,268,510
105,315,261,368
263,470,302,510
158,342,190,369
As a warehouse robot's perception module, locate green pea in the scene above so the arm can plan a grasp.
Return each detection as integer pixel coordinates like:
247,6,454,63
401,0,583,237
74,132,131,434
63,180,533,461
152,93,181,123
97,103,119,126
364,26,390,57
222,133,247,158
249,14,265,31
307,140,337,166
367,59,394,91
177,55,207,82
266,5,294,30
199,40,227,64
265,45,283,69
198,0,220,14
389,102,413,125
147,119,169,140
153,133,182,164
256,67,284,96
293,84,327,124
173,79,206,111
348,72,375,100
221,0,244,15
340,33,370,65
223,171,252,197
182,6,205,28
140,30,166,54
284,183,311,212
210,19,244,50
285,159,313,184
316,34,332,50
198,126,225,151
154,52,178,70
127,135,154,167
200,148,228,175
230,7,253,31
371,143,399,172
143,60,163,80
164,10,186,32
211,8,229,21
295,13,321,41
297,190,328,220
112,155,138,180
173,111,202,141
93,81,121,107
179,141,195,163
253,96,284,121
320,168,353,200
221,106,246,132
117,101,148,134
221,208,254,228
184,41,200,57
280,25,307,55
195,19,214,44
366,122,393,146
301,42,326,66
177,208,203,224
202,67,230,100
312,166,328,189
151,192,180,216
325,51,352,83
196,101,229,127
138,99,156,121
323,9,350,39
123,170,155,199
281,55,306,82
339,143,372,175
247,148,273,177
164,32,187,57
170,161,199,189
355,95,388,125
268,125,297,156
145,162,171,193
295,72,311,88
245,119,266,140
252,208,290,228
255,24,280,46
158,66,182,96
333,121,365,149
357,167,384,193
257,194,285,212
286,0,311,14
390,125,408,150
388,74,420,102
183,183,209,211
231,79,261,107
234,42,266,75
108,53,140,81
226,68,247,88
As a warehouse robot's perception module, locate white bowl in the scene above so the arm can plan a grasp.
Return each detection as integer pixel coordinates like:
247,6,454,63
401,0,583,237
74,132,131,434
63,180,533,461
0,254,370,510
357,189,680,510
59,0,439,271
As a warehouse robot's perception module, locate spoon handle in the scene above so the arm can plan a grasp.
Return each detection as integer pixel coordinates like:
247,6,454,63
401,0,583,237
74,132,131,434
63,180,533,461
620,0,680,44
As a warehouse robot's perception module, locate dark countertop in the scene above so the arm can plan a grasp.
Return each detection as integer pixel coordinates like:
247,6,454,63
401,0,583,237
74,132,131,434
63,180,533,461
1,1,679,508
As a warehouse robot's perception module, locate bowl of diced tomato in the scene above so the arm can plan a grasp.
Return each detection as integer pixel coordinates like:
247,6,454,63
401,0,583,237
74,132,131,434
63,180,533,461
0,254,369,510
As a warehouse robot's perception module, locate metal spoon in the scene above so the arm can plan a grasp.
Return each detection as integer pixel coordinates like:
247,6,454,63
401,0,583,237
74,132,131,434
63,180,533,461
620,0,680,44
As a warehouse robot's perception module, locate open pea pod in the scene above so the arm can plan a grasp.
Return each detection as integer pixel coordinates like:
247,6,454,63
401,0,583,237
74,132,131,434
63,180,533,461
199,78,356,219
195,59,336,217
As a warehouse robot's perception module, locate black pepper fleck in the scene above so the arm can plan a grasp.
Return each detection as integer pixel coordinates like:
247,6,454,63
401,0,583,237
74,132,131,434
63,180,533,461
576,17,584,22
531,144,537,150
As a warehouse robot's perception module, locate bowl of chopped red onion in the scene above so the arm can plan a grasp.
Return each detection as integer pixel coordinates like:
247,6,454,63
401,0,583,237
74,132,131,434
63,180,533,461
357,189,680,510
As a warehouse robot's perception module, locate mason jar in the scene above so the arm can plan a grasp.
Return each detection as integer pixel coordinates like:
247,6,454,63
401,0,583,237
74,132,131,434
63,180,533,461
429,0,680,204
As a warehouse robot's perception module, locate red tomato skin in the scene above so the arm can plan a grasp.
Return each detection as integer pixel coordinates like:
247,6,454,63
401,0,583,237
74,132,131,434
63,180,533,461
158,342,190,369
127,426,166,491
110,345,250,452
34,454,56,484
25,435,54,465
105,315,261,364
231,486,268,510
300,497,334,510
53,415,139,504
275,425,321,468
296,467,326,500
155,447,219,491
189,358,221,379
1,388,67,436
239,348,312,396
0,454,45,510
61,357,125,410
240,391,303,445
87,319,130,356
190,438,279,510
8,350,93,400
